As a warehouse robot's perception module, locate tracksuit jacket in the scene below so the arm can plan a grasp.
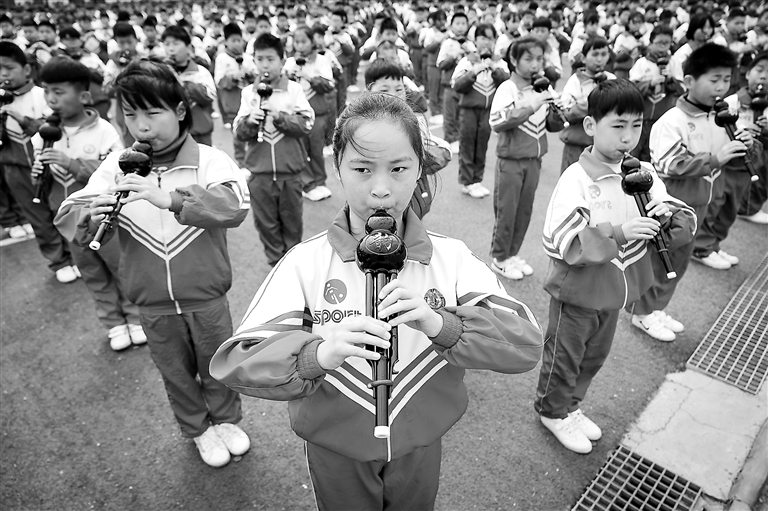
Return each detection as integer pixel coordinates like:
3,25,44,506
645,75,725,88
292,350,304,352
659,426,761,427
629,55,683,123
210,206,544,463
54,134,250,314
283,54,337,116
451,57,510,109
233,75,315,178
489,73,566,159
176,59,218,139
0,81,48,168
543,149,696,311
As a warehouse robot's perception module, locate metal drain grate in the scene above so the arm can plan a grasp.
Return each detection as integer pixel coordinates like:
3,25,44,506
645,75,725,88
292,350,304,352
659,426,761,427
687,253,768,394
572,445,702,511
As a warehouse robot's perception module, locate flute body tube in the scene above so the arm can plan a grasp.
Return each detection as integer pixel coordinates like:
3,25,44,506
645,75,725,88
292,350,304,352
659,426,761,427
714,97,759,182
32,114,63,204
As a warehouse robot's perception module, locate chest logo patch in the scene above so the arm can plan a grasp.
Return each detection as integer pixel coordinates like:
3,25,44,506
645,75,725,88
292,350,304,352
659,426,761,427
588,185,601,199
424,288,446,310
324,279,347,304
688,122,696,133
84,145,96,154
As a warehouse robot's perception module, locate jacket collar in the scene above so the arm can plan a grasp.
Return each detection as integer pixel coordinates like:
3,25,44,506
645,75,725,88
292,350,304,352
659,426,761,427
577,147,623,181
509,71,533,91
63,107,100,132
154,133,199,173
328,205,433,265
737,86,752,106
269,75,291,92
12,79,34,96
676,94,712,117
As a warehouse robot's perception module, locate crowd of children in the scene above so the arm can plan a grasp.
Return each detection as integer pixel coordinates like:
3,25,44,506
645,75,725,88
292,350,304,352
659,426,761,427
1,1,767,503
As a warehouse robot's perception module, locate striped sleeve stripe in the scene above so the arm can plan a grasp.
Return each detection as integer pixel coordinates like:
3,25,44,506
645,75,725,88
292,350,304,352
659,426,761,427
544,208,588,251
484,295,538,327
118,217,166,253
657,139,683,164
543,242,562,259
61,193,100,208
552,218,587,258
235,322,311,336
457,291,489,306
658,144,686,174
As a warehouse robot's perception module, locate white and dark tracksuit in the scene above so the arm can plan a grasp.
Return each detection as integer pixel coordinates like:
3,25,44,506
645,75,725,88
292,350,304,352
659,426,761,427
537,150,695,418
451,56,509,187
558,70,616,173
436,35,475,144
234,75,315,266
55,134,250,438
35,108,139,330
0,81,73,272
210,206,543,511
176,59,217,147
422,28,444,116
488,72,565,263
736,88,768,216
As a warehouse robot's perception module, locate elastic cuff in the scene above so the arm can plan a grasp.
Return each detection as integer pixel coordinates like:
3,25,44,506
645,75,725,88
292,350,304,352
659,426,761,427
612,224,628,246
297,340,326,380
710,153,720,170
169,190,184,213
429,309,463,349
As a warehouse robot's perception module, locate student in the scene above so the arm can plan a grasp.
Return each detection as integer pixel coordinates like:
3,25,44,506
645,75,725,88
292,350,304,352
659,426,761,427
530,17,563,85
668,14,716,86
162,25,217,147
105,22,144,147
215,22,256,168
210,92,543,511
436,11,474,153
559,36,616,173
635,43,749,341
495,11,522,59
737,52,768,225
365,58,451,218
284,26,335,202
422,10,448,122
33,57,144,350
489,37,565,280
452,23,509,199
235,33,315,266
0,41,79,283
55,59,251,468
718,8,752,96
612,10,645,80
56,26,110,120
629,25,681,161
537,79,696,453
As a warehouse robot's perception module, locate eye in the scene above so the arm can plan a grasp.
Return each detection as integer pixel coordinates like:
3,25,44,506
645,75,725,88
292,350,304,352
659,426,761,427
352,167,370,174
391,166,407,173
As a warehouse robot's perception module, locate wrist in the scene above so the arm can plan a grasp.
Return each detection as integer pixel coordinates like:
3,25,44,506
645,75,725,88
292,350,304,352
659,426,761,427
423,310,444,338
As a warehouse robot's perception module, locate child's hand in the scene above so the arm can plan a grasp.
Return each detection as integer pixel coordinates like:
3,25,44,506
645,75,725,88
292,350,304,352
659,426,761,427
112,174,172,210
532,90,553,111
716,140,748,165
377,280,444,338
89,194,118,223
37,149,72,170
316,316,391,370
733,127,754,148
651,75,666,86
644,195,672,219
756,116,768,129
0,106,23,122
248,106,266,124
472,61,488,74
621,217,661,241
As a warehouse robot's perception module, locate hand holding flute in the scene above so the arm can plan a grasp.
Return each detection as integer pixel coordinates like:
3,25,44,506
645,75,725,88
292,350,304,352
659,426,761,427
532,73,569,127
32,113,63,204
713,97,759,182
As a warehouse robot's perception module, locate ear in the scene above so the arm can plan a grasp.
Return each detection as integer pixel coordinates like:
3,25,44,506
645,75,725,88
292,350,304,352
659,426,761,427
583,115,596,137
175,101,186,120
80,90,92,105
683,74,694,91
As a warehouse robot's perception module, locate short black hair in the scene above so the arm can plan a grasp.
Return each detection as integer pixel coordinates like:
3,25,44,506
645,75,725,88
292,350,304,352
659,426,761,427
162,25,192,46
364,57,404,86
583,11,600,25
38,20,56,31
331,9,347,22
256,14,270,24
475,23,497,39
450,11,468,24
380,17,398,33
588,78,644,121
649,25,673,42
223,22,242,40
59,25,82,40
532,17,552,30
40,56,91,91
142,15,157,28
683,42,737,78
748,50,768,72
0,41,27,67
583,36,609,56
728,8,746,20
113,22,136,39
21,17,37,28
252,32,284,59
686,13,715,41
505,36,546,70
114,59,192,133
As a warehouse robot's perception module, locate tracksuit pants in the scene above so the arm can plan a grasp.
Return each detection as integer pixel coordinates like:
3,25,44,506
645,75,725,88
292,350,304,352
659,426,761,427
458,107,491,186
491,157,541,262
306,439,441,511
629,203,708,316
69,238,140,330
301,113,329,192
2,163,72,271
441,86,460,144
0,170,26,228
141,298,242,438
560,143,588,174
248,174,303,266
426,66,442,116
535,298,619,419
693,170,752,258
739,149,768,216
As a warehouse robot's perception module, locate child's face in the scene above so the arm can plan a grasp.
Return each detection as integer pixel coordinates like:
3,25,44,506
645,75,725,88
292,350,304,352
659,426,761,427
338,119,420,227
648,35,672,57
225,35,244,53
0,21,13,38
122,101,183,152
116,35,137,52
253,47,284,80
521,14,534,29
586,111,643,162
144,26,158,40
584,47,610,73
585,22,599,36
61,37,83,52
686,66,732,106
245,19,257,33
164,37,190,63
277,16,289,30
450,17,468,36
42,81,87,120
256,20,272,35
475,32,495,54
380,29,398,43
38,26,57,45
312,32,326,48
693,21,714,43
747,59,768,93
0,57,29,89
531,27,549,41
378,45,397,61
330,14,344,31
506,17,519,33
369,77,406,99
511,46,544,79
727,16,746,35
293,30,313,56
22,26,37,41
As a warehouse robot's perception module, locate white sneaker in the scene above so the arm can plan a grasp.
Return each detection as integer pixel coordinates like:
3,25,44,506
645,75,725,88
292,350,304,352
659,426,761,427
8,225,28,238
740,211,768,224
511,256,533,276
302,187,330,201
213,423,251,456
211,111,221,119
540,415,593,454
315,185,332,199
474,183,491,197
717,250,739,266
72,266,81,278
223,122,232,130
108,324,132,351
193,427,231,468
461,183,487,199
22,223,34,235
569,409,602,441
429,114,443,125
449,141,460,154
491,258,524,280
240,167,252,179
631,313,676,342
322,145,334,157
127,324,147,345
654,310,684,333
55,265,80,283
346,84,361,93
693,251,731,270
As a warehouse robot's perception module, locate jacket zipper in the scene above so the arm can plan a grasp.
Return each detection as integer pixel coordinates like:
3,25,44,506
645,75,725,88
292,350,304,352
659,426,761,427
156,172,181,314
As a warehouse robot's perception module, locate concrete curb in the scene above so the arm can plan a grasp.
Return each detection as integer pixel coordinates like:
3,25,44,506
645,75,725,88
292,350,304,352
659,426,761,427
726,418,768,511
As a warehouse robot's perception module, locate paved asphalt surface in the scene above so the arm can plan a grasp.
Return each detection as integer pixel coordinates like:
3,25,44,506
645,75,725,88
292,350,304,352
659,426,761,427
1,77,767,510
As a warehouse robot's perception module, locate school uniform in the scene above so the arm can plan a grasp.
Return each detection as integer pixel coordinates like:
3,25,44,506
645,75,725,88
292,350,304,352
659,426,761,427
210,206,543,510
436,35,475,143
422,28,445,116
538,150,695,418
175,59,217,146
214,50,256,167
